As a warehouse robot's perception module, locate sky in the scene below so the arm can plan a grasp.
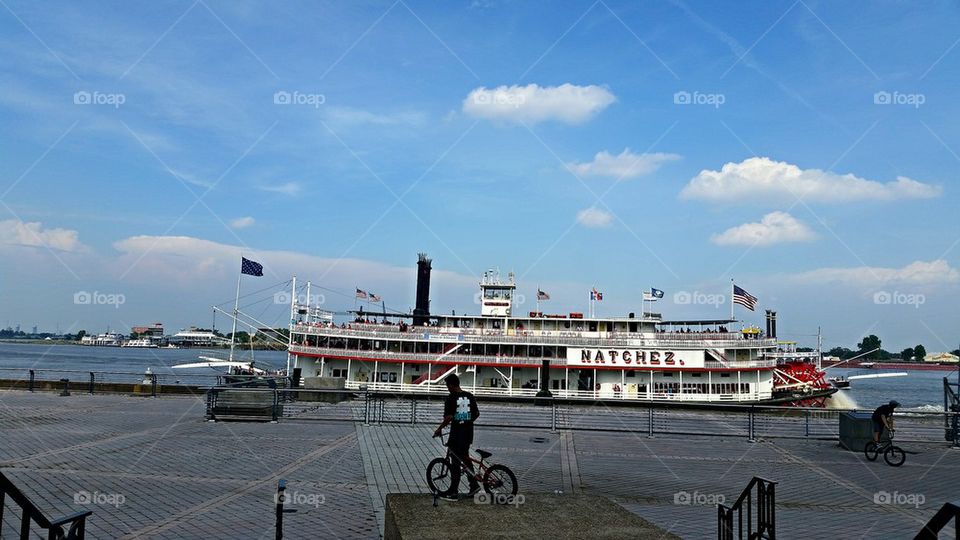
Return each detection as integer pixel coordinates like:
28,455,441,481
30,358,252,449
1,0,958,352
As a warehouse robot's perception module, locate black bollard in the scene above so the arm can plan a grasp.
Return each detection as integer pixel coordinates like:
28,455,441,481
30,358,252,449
59,378,70,397
150,374,158,397
89,372,95,394
28,370,35,392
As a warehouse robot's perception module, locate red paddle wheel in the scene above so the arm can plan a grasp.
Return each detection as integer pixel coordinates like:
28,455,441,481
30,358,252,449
772,360,834,407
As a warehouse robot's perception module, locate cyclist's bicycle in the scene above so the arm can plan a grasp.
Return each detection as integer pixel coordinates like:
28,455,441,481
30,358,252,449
864,429,906,467
426,430,518,497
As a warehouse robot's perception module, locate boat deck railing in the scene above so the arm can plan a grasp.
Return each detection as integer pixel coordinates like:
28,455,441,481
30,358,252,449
287,345,779,370
718,476,777,540
290,323,776,349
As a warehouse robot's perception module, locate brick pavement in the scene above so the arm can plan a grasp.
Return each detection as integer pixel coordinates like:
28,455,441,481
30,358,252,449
1,390,958,539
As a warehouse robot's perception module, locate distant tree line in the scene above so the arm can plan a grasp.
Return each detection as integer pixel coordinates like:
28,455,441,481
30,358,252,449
826,334,958,362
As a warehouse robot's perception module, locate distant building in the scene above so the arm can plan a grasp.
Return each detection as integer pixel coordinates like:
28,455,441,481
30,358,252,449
924,352,959,364
131,323,164,338
169,328,229,347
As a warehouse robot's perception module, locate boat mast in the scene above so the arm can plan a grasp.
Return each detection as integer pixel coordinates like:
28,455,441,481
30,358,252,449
229,258,243,362
286,275,296,378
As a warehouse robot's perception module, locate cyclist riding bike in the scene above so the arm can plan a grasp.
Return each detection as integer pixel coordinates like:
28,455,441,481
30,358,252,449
433,374,480,501
872,399,900,443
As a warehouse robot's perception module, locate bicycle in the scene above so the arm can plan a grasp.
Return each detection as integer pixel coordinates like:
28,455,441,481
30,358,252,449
426,430,518,498
864,429,906,467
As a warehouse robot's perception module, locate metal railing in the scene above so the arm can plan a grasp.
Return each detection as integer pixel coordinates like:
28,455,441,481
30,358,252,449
914,499,959,540
274,479,295,540
0,471,92,539
198,387,957,444
718,476,777,540
287,345,777,370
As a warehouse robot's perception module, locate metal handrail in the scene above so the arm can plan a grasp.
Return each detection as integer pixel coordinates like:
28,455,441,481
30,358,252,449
0,471,92,539
718,476,777,540
914,500,959,540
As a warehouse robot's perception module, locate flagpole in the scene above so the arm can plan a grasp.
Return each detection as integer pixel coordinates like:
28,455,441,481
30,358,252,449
230,258,242,362
536,285,540,313
730,278,734,321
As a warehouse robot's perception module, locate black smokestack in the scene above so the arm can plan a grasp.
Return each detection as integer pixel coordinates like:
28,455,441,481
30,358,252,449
413,253,432,326
765,310,772,337
769,310,777,339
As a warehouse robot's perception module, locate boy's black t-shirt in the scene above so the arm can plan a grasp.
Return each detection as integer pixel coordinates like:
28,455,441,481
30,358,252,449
444,390,479,446
872,404,895,422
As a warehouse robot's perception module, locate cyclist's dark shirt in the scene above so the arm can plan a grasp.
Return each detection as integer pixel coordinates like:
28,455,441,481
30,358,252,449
872,404,895,422
444,390,479,446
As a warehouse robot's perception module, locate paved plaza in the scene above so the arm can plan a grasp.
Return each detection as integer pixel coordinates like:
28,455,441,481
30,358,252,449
1,390,957,539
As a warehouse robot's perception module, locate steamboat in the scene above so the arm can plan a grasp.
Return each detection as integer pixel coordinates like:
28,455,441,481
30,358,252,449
285,254,836,406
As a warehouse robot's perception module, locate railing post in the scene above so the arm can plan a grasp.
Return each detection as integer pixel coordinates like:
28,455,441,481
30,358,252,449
59,378,70,397
28,369,34,392
275,479,286,540
804,409,810,437
551,399,557,433
150,373,158,397
648,407,654,438
411,397,417,425
89,372,95,394
363,388,370,426
748,407,756,442
378,397,384,425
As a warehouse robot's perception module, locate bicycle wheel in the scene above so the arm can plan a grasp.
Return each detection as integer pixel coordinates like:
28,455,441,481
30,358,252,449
482,464,518,496
864,441,879,461
427,457,453,494
884,445,906,467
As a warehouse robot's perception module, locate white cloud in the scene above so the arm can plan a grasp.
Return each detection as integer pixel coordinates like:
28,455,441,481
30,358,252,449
791,260,960,286
681,157,941,203
463,83,616,125
0,219,85,252
567,149,680,180
229,216,256,229
711,211,816,247
257,182,301,196
576,207,613,228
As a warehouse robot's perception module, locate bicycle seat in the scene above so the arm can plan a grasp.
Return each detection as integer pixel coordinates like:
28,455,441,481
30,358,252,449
476,450,492,460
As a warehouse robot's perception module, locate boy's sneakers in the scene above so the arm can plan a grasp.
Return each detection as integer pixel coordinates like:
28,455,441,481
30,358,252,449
438,491,458,501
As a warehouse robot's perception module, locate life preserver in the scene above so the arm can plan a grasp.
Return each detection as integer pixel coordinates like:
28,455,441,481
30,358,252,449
595,383,601,391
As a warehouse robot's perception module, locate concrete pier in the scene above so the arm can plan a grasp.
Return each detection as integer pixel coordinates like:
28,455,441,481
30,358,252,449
0,390,957,539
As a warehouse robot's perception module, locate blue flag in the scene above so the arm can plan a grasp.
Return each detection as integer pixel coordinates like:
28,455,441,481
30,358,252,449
241,257,263,276
651,288,664,298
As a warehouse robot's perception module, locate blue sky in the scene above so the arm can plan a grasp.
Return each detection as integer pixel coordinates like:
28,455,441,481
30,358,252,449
1,0,958,351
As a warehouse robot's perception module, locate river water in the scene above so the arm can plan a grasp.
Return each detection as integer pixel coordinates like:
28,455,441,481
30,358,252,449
0,343,955,410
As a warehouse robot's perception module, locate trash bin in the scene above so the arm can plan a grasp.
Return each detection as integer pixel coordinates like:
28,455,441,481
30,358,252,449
839,411,874,451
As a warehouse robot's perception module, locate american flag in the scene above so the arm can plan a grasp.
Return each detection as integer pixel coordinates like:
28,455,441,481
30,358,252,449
591,288,603,301
537,289,550,301
369,293,382,303
355,288,368,300
240,257,263,276
733,285,758,311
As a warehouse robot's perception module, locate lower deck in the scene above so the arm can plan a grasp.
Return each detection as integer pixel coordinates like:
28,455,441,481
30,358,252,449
292,354,774,402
